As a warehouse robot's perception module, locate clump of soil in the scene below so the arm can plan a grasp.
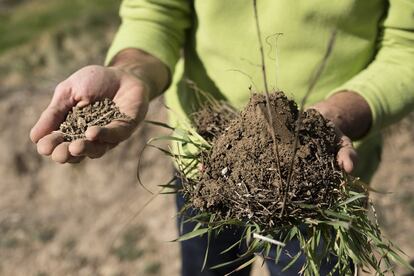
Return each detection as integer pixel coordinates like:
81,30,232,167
190,101,237,142
59,98,130,141
184,92,344,229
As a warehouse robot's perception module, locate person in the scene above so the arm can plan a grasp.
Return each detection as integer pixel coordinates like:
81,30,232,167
30,0,414,275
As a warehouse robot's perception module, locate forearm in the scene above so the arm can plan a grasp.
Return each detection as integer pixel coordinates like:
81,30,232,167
326,0,414,135
108,48,170,100
313,91,372,140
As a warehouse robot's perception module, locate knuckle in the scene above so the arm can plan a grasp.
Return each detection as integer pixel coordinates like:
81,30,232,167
341,138,353,148
83,64,102,72
54,82,68,95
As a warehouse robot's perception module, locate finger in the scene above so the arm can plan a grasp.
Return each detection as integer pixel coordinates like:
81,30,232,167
51,142,73,164
85,120,134,144
30,107,67,143
68,140,110,159
30,83,75,143
337,136,358,173
76,99,90,108
37,132,65,156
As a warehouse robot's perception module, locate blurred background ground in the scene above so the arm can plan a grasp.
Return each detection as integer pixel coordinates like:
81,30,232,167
0,1,412,275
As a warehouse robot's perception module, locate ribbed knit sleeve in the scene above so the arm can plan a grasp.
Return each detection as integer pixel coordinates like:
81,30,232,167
106,0,192,76
329,0,414,134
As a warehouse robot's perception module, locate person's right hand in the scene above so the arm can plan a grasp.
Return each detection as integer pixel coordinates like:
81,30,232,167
30,65,151,163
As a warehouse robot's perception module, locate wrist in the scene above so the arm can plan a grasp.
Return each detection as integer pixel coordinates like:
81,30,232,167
109,65,157,100
108,48,170,99
312,91,372,140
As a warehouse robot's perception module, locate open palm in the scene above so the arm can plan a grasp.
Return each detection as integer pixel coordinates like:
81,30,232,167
30,65,149,163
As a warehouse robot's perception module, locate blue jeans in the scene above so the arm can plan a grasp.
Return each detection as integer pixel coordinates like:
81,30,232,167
176,193,345,276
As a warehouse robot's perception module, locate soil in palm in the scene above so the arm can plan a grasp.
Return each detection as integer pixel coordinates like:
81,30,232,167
59,98,129,141
184,92,344,229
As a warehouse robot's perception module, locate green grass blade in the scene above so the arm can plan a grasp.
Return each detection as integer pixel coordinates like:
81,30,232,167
224,255,258,276
173,228,210,242
282,251,302,272
210,256,249,270
338,194,366,206
148,135,206,149
202,230,212,271
147,144,199,159
220,239,242,255
144,120,175,130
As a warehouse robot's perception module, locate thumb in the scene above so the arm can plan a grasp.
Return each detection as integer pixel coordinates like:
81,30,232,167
30,83,75,143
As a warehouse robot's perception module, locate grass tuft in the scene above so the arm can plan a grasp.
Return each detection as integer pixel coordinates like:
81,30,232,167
148,109,413,275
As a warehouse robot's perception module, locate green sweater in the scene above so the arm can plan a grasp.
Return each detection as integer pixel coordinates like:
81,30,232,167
106,0,414,182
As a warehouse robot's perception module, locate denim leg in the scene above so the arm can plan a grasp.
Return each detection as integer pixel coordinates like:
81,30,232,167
175,176,349,276
265,235,344,276
176,194,253,276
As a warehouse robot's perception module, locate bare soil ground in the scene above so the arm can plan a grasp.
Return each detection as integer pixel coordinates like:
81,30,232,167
0,2,413,275
0,11,180,275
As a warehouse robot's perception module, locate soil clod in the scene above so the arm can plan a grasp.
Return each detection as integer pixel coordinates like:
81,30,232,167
183,92,344,229
190,101,237,142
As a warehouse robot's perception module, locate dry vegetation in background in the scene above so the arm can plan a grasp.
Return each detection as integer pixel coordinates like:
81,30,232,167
0,1,412,275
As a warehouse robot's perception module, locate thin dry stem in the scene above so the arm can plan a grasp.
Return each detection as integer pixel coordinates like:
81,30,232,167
89,109,116,126
252,0,283,187
265,33,283,91
227,69,259,92
280,31,337,218
252,232,286,247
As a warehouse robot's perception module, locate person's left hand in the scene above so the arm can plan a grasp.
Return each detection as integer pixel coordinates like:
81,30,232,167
309,91,372,174
309,108,357,174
